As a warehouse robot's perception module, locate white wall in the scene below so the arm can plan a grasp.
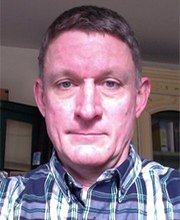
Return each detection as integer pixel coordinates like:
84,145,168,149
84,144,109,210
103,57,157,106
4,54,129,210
1,46,179,107
0,46,39,106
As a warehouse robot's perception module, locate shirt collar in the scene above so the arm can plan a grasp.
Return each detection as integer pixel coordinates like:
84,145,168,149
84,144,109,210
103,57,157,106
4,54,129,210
115,144,142,201
49,144,142,202
49,151,70,201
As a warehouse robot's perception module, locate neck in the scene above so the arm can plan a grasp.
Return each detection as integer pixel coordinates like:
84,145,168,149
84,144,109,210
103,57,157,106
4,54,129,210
63,151,129,189
59,144,130,189
64,164,104,189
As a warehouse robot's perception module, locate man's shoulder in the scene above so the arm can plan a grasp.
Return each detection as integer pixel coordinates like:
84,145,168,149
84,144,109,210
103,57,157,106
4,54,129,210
141,160,180,200
0,163,50,201
0,164,53,218
25,163,50,180
141,159,179,177
141,159,179,180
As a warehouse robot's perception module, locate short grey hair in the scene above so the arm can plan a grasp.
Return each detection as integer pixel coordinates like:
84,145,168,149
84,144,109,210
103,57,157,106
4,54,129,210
38,5,142,85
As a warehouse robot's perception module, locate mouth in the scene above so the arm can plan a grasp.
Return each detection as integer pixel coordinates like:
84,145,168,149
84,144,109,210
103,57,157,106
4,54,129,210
67,131,107,136
66,131,107,143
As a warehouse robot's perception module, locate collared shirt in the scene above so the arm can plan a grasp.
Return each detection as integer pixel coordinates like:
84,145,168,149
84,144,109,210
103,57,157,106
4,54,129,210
0,145,179,220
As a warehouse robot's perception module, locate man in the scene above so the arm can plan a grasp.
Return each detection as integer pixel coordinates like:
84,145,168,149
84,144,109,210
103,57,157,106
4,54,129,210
0,5,179,220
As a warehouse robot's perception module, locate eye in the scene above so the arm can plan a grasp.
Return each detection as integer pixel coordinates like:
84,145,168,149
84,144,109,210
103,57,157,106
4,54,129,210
57,80,73,89
104,80,120,89
61,81,72,88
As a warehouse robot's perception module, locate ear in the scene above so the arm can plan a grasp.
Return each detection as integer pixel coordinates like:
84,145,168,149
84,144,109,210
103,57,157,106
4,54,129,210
33,78,46,117
135,77,151,118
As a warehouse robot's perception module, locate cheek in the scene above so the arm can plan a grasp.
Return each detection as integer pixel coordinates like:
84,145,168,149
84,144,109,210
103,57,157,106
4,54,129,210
44,99,72,146
103,95,136,140
104,94,135,118
45,97,75,128
109,100,136,142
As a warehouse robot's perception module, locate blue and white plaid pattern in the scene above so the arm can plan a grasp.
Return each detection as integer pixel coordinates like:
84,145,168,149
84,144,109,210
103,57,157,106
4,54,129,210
0,145,180,219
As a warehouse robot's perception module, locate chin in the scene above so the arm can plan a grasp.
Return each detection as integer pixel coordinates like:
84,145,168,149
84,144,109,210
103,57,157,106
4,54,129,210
71,154,108,168
59,143,112,168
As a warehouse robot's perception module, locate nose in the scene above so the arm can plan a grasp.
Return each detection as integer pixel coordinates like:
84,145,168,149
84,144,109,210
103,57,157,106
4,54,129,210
75,80,103,121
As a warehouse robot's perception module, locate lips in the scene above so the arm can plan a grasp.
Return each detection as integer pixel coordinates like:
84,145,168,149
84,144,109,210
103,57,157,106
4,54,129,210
68,132,103,135
67,131,107,136
66,131,107,143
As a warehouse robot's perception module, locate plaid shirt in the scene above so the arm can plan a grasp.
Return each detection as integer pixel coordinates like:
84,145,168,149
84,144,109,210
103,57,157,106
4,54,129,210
0,145,179,220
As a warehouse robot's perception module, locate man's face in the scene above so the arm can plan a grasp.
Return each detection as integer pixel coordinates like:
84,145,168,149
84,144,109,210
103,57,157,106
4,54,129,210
35,31,149,171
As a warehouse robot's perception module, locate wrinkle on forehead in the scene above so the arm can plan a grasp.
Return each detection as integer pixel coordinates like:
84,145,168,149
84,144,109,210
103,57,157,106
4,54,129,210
45,66,131,87
44,31,136,83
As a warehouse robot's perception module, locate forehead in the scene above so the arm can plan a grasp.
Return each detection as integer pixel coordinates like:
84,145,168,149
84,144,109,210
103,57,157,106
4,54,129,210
47,30,132,56
44,31,136,79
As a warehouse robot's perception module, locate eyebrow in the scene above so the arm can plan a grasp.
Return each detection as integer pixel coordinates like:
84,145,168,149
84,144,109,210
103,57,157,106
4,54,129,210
47,67,131,84
47,69,81,84
98,68,129,82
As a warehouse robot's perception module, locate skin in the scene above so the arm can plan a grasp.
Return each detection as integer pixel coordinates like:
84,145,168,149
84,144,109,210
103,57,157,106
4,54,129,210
34,31,150,189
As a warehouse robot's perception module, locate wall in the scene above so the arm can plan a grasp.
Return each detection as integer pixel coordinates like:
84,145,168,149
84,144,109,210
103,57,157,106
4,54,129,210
0,46,39,106
1,46,179,107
